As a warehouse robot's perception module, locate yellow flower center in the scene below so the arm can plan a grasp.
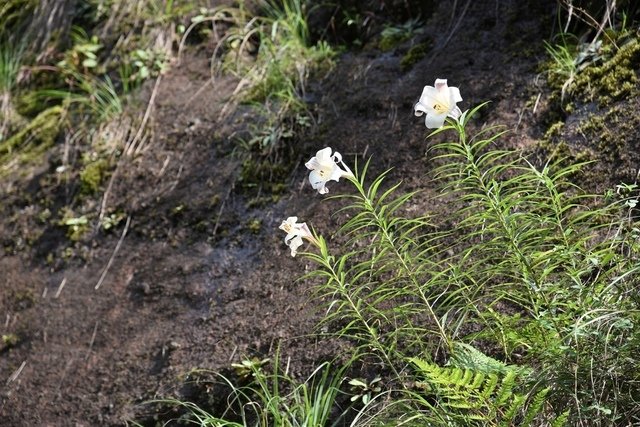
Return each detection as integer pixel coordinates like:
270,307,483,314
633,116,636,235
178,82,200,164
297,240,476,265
433,102,448,114
317,163,334,178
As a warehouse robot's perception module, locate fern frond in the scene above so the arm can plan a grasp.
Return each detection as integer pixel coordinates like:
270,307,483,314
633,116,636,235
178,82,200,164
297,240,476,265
410,349,550,426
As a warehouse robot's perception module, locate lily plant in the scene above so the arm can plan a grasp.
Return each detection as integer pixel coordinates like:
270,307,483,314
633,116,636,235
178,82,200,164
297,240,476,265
281,78,464,256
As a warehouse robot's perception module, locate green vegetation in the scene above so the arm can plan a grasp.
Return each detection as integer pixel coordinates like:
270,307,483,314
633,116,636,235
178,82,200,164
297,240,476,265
570,36,640,104
183,1,334,152
1,333,19,349
544,0,640,108
166,101,640,425
0,106,65,174
0,0,185,246
0,44,24,141
302,106,638,424
0,0,37,39
0,0,335,247
141,357,349,426
134,2,640,426
57,26,103,72
409,356,556,426
538,4,640,188
58,208,90,241
378,17,424,51
546,32,640,106
0,44,22,94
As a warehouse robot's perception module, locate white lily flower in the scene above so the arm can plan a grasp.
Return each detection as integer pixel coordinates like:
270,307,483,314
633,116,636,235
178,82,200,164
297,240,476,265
414,78,463,129
305,147,354,195
279,216,319,257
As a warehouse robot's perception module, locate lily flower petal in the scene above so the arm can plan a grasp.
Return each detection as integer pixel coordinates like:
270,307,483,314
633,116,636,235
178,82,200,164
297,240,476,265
424,112,448,129
305,147,353,194
414,79,463,129
309,170,330,194
285,234,304,257
279,216,319,256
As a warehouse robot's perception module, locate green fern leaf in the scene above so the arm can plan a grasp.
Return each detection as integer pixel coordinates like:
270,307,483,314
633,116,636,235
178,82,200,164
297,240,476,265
500,394,526,426
481,374,499,400
521,387,550,425
551,409,571,427
450,342,516,375
495,370,517,406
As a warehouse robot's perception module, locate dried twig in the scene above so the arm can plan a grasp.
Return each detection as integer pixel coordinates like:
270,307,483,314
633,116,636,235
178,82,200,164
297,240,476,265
6,361,26,386
95,215,131,290
213,186,233,237
86,321,99,361
54,277,67,298
125,75,162,157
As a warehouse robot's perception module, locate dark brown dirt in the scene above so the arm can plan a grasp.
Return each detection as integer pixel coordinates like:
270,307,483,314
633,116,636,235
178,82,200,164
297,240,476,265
1,0,637,425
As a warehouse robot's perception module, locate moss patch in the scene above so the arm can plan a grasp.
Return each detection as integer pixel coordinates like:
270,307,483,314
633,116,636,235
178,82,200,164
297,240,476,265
247,218,262,234
536,33,640,189
400,41,432,71
239,156,291,195
2,333,19,348
80,158,110,195
0,105,65,173
379,32,409,51
537,121,571,160
8,289,36,310
536,98,640,190
14,90,57,117
570,37,640,106
576,105,640,175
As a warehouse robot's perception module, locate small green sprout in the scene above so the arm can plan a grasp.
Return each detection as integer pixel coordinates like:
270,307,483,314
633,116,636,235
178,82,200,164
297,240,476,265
2,334,19,348
101,212,126,231
348,376,382,405
231,357,270,379
58,26,103,71
60,214,89,241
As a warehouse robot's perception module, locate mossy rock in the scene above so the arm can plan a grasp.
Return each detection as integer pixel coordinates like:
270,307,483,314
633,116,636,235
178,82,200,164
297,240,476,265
536,119,594,165
537,98,640,189
2,105,65,153
0,105,65,172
